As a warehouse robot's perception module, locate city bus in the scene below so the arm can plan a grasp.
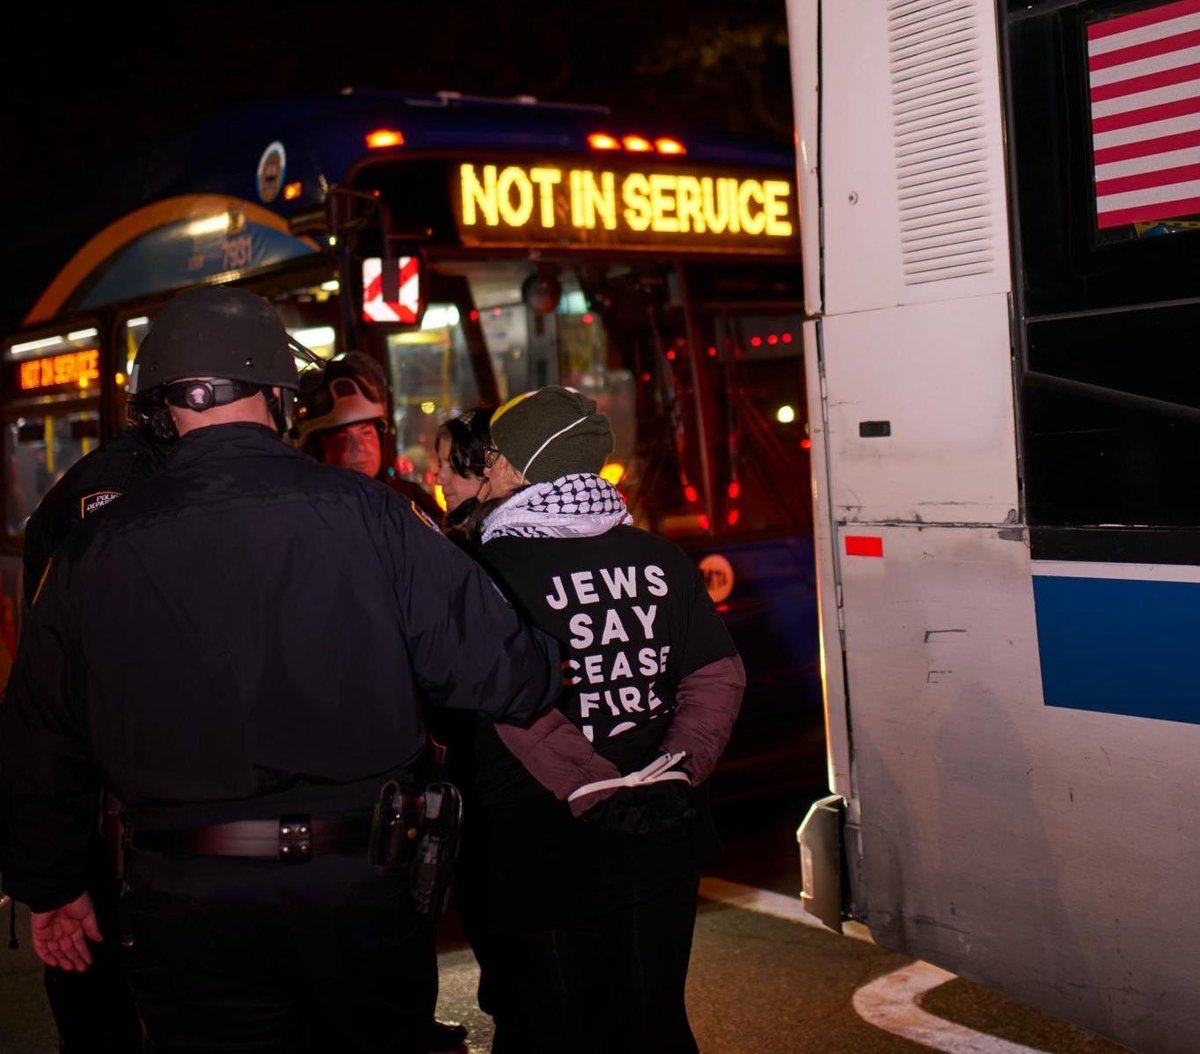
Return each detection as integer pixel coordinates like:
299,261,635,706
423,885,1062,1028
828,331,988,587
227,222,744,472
790,0,1200,1050
0,90,818,794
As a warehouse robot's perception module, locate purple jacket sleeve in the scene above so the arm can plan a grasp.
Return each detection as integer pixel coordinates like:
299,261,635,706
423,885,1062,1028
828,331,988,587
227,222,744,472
497,654,745,817
659,655,746,785
494,709,621,816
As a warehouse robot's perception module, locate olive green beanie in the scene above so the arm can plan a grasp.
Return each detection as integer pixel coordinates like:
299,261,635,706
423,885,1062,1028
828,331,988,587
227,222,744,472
490,386,614,484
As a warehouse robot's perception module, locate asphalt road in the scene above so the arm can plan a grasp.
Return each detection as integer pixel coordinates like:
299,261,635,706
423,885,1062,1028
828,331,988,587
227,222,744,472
0,786,1134,1054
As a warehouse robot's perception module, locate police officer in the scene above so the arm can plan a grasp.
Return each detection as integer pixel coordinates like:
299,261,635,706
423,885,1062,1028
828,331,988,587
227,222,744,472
295,363,466,1051
0,286,561,1053
11,390,173,1053
295,351,442,522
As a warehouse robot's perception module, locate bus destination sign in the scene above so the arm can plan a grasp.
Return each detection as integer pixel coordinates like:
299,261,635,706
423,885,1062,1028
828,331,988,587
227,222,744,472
17,349,100,393
452,161,797,252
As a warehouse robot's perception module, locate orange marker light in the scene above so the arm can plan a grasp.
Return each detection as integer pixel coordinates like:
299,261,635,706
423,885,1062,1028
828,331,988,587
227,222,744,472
366,129,405,150
655,137,686,155
588,133,621,150
622,135,652,153
283,181,303,201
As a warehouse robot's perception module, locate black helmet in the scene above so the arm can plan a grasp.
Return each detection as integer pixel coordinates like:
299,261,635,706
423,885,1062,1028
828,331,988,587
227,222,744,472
130,286,310,394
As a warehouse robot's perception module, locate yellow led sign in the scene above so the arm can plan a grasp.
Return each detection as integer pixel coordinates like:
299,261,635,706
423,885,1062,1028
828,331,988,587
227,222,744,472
19,349,100,392
453,162,797,252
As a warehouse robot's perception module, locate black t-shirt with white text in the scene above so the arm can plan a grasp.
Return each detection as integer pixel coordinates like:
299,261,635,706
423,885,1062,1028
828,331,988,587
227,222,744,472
481,524,736,773
458,524,737,928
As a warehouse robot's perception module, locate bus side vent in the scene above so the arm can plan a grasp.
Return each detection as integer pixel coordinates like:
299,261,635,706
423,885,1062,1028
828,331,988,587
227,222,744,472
887,0,995,286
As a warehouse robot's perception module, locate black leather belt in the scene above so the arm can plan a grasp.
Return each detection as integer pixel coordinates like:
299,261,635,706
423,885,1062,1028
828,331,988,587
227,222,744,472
131,813,373,861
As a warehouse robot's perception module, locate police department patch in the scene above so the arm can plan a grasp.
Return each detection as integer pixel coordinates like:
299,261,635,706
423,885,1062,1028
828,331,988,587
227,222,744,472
409,500,440,531
80,490,122,517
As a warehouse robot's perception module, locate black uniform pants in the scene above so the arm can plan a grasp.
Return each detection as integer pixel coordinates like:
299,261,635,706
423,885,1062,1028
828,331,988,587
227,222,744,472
121,851,437,1054
43,840,143,1053
482,871,702,1054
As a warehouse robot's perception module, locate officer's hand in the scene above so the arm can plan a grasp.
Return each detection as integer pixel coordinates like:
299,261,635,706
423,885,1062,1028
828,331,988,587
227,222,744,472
581,782,697,838
31,891,101,972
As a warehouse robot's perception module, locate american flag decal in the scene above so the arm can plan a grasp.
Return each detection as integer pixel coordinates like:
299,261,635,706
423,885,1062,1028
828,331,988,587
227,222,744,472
1088,0,1200,228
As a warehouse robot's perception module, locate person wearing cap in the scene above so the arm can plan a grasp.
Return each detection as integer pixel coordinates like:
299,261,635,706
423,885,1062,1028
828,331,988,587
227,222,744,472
451,385,746,1054
295,352,442,523
7,390,175,1054
0,286,562,1054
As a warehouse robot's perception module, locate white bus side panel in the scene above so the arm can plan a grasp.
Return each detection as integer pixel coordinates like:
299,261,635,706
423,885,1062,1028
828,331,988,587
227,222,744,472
822,0,1011,314
822,294,1018,525
840,524,1200,1052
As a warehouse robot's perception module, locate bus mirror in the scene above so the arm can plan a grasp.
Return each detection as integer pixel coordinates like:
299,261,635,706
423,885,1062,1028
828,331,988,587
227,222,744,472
361,255,424,326
523,271,562,316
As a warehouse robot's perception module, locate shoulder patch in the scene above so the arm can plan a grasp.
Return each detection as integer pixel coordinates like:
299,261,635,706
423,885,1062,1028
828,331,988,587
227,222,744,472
80,490,122,517
409,500,440,532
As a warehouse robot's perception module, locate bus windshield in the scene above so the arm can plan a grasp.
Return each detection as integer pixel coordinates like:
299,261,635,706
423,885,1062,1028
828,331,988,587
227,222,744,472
384,257,810,537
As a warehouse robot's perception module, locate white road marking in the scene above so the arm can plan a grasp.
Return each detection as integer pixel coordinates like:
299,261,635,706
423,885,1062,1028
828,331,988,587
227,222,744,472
699,878,1042,1054
853,963,1043,1054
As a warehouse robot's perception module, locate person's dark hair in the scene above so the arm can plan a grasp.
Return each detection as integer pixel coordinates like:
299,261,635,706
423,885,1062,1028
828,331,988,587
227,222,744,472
437,408,494,481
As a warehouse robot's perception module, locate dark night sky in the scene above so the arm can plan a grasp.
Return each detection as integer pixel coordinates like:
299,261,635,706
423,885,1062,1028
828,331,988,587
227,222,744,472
2,1,794,204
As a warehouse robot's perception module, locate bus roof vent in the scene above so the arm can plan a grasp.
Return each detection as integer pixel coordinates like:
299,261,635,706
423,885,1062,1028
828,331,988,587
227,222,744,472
887,0,996,286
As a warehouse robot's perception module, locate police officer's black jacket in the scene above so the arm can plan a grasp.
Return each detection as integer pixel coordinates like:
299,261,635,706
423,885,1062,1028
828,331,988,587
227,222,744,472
0,422,561,911
22,426,169,611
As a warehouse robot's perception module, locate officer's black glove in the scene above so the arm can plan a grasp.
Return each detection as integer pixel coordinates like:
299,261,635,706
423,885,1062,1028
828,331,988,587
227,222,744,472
581,782,697,838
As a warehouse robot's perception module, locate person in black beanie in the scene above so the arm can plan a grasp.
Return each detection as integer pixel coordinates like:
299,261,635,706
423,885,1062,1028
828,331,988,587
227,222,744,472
452,385,746,1054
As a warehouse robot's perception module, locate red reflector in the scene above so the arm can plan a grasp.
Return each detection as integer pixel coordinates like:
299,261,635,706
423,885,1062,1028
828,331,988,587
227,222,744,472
727,481,740,500
782,332,794,344
666,349,676,361
750,336,762,348
801,438,813,450
469,309,479,322
845,535,883,558
698,514,711,531
707,345,717,358
726,509,740,526
684,485,698,504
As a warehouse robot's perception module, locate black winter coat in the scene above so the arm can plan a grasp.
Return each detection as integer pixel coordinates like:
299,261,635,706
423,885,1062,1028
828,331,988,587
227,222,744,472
0,423,560,910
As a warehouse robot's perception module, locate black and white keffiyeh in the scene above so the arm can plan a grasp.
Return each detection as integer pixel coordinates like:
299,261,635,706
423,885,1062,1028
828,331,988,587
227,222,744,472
482,473,632,543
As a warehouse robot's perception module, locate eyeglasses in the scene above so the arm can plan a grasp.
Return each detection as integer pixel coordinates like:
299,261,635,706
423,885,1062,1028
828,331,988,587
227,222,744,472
483,446,501,469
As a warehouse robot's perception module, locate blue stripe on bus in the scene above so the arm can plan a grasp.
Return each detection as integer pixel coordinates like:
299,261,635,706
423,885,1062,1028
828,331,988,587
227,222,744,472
1032,574,1200,724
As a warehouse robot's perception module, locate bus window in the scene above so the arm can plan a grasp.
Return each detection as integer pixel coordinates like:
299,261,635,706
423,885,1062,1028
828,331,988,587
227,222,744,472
3,326,104,537
4,411,101,537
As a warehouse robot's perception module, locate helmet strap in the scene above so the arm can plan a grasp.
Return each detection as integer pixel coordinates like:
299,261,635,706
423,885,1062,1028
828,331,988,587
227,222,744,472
266,388,295,437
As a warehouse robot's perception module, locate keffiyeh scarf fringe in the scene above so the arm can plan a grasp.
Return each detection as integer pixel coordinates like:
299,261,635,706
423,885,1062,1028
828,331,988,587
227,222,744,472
482,473,632,543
